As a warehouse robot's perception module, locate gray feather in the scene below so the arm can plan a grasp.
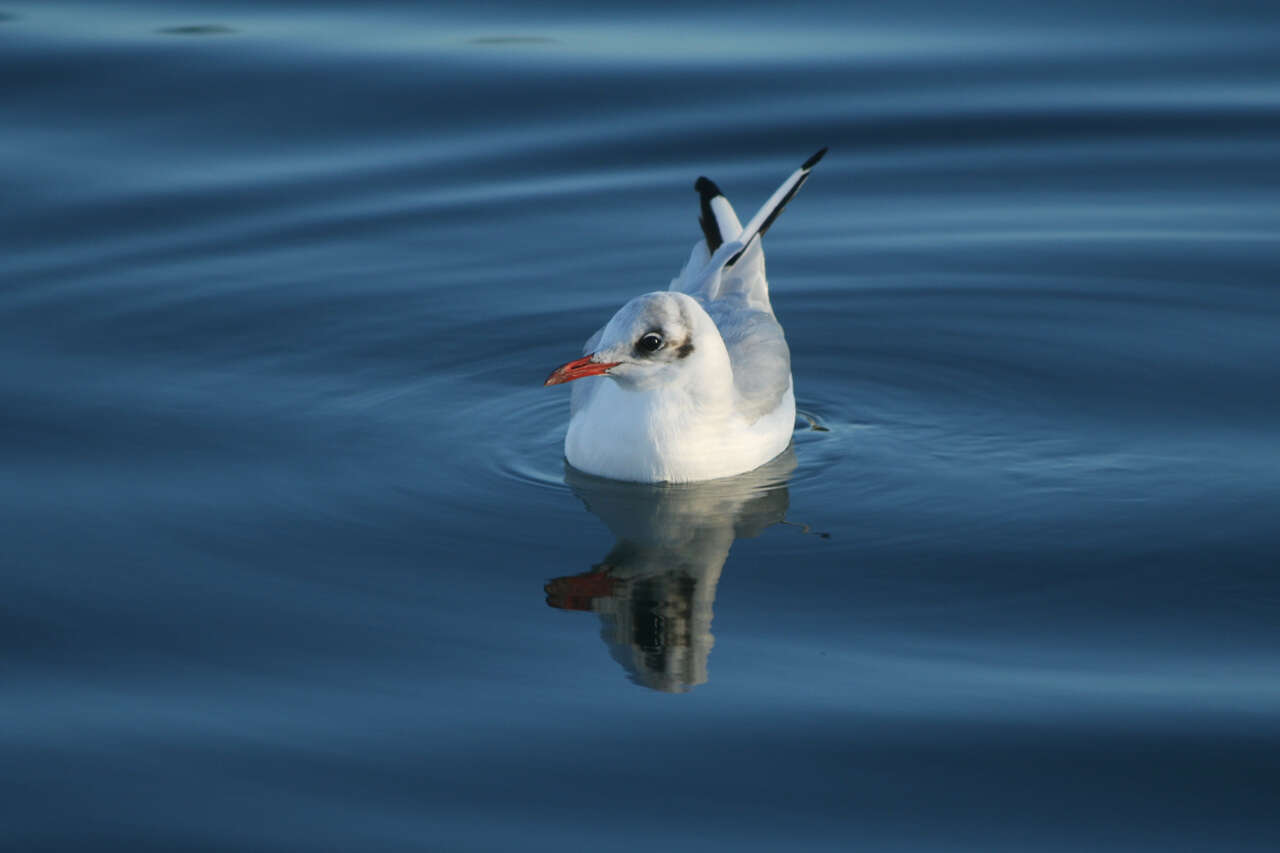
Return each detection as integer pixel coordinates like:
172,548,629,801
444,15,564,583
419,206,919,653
706,294,791,421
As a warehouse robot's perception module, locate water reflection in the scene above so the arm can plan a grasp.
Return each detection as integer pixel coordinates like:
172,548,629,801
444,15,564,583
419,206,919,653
546,449,796,692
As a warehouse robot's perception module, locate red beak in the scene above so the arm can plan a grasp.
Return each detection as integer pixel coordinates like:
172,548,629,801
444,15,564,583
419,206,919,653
544,354,620,386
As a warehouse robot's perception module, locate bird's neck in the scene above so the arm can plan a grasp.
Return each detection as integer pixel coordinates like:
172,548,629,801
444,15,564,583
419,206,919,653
655,335,737,422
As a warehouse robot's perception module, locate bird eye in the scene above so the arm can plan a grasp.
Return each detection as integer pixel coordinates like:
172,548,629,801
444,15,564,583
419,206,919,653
638,333,663,353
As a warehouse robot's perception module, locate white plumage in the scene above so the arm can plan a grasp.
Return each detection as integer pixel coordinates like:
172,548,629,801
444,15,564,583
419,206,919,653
545,149,826,483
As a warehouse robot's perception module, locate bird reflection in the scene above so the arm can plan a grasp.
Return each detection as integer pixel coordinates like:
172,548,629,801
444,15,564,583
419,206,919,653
546,447,796,692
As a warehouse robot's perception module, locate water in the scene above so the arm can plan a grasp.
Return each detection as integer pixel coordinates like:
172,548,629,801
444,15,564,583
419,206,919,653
4,1,1279,849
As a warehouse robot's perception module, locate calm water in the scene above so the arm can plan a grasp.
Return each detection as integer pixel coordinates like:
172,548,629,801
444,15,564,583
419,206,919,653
4,1,1280,850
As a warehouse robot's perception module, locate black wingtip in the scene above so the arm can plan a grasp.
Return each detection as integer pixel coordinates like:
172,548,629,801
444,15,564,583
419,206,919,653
802,146,828,171
696,176,726,252
694,176,722,198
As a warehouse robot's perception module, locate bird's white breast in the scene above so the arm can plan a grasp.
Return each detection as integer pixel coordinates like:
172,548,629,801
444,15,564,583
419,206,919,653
565,377,795,483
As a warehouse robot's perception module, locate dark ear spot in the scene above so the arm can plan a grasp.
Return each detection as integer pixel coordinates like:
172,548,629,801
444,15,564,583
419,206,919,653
676,339,694,359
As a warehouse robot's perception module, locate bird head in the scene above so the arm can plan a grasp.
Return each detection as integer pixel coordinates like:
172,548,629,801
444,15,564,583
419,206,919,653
545,292,707,392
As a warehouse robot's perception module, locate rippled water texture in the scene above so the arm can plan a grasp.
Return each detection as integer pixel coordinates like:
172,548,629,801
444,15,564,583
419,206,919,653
3,2,1279,850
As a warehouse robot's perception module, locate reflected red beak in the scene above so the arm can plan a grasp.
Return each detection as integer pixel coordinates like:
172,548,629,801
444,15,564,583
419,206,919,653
544,354,620,386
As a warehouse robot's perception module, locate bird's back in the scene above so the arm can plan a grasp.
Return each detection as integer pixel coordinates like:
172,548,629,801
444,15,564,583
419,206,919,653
707,293,791,422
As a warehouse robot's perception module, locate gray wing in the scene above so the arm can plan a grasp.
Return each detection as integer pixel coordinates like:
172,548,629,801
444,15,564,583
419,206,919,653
569,326,605,417
706,295,792,421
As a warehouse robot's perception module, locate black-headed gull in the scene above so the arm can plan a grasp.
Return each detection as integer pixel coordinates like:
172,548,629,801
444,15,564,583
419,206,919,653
545,148,826,483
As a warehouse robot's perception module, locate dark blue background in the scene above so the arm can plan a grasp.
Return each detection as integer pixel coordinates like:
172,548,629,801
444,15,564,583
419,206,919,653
3,2,1279,850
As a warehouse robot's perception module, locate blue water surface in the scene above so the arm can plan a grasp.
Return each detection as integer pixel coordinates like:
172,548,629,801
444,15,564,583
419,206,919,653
3,1,1279,850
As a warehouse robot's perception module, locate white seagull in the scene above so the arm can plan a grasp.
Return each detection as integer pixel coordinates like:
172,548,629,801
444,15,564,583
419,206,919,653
544,148,827,483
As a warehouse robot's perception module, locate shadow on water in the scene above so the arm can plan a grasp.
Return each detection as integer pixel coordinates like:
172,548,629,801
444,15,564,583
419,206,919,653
467,36,558,46
156,24,237,36
546,448,797,693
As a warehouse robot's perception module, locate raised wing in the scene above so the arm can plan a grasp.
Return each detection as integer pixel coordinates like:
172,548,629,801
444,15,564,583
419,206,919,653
671,147,827,311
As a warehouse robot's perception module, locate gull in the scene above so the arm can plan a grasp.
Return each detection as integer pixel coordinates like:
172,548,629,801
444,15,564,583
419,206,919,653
544,148,827,483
